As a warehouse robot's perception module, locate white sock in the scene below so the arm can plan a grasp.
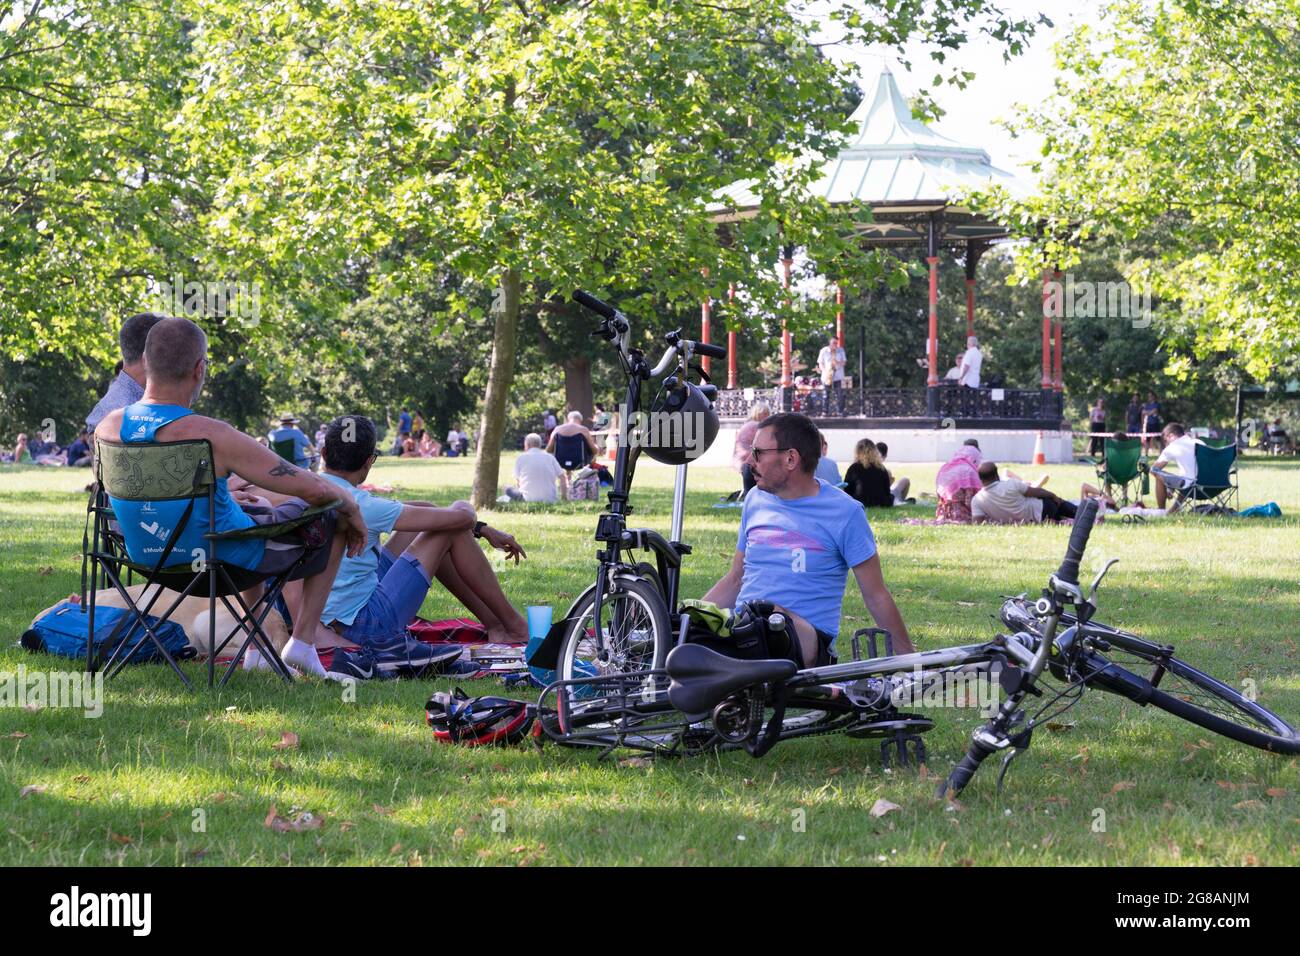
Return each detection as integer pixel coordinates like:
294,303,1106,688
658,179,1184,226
244,647,265,671
281,638,327,678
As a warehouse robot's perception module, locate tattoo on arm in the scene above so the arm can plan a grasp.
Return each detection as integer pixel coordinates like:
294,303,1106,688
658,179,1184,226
268,462,298,478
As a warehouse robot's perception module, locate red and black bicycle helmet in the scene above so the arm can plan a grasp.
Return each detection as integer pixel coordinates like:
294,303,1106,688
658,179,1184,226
425,688,536,746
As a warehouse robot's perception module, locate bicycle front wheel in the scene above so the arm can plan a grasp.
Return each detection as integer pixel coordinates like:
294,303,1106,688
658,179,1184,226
558,575,671,682
1091,633,1300,754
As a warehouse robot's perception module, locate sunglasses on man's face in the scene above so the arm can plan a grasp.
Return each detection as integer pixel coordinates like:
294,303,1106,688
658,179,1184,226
750,445,791,460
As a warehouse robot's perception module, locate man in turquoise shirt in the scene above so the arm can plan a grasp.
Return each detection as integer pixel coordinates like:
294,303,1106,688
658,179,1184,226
318,415,529,649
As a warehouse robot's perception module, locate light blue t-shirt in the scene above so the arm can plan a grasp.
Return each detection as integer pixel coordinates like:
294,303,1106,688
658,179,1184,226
814,456,842,485
269,426,312,467
736,479,876,637
320,472,406,626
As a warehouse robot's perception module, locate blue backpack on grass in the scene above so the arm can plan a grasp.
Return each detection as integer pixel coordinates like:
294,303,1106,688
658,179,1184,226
21,601,195,666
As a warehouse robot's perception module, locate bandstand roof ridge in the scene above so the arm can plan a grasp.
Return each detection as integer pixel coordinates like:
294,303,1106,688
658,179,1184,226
711,64,1033,246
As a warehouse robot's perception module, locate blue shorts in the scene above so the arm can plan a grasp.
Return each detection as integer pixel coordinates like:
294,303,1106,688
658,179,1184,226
339,548,431,645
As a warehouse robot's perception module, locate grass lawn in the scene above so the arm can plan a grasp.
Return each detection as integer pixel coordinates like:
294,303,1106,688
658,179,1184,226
2,453,1298,866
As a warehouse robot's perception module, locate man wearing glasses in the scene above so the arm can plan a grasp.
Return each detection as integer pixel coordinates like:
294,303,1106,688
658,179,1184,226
702,412,914,666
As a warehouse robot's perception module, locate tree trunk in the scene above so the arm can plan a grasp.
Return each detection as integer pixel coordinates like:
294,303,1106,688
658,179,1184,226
563,355,594,423
472,268,521,510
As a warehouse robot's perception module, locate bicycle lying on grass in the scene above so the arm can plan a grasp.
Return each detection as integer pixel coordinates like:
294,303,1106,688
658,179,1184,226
539,495,1300,796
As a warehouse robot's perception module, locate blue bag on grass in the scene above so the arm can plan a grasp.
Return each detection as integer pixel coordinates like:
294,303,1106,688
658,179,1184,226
1237,502,1282,518
21,601,195,665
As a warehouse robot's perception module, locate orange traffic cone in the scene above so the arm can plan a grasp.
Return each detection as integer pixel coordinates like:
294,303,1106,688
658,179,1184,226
1032,430,1046,465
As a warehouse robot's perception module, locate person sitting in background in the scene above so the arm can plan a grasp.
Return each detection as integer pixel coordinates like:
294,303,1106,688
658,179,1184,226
871,441,911,501
935,440,983,522
547,410,600,472
29,432,66,465
844,438,912,508
943,352,963,382
456,427,471,457
1150,422,1201,512
732,402,772,498
1266,418,1291,455
972,462,1079,524
418,432,442,457
2,433,32,464
65,429,93,467
400,436,421,458
269,413,316,469
813,433,842,485
85,312,168,434
505,433,566,502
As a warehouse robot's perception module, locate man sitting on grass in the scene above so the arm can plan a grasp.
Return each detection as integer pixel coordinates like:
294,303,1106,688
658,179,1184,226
93,316,369,678
971,462,1117,524
702,412,914,666
505,432,566,502
314,415,530,667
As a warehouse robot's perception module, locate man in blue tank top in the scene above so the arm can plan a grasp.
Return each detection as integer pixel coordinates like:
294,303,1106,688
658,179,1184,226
702,413,914,666
94,317,369,678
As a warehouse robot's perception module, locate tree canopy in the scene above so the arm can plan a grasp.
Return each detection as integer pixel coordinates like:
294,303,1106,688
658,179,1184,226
972,0,1300,383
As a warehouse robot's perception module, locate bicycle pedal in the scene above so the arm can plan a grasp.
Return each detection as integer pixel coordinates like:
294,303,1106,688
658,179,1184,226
880,732,926,769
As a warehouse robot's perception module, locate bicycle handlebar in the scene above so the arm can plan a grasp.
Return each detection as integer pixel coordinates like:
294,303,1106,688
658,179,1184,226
573,289,617,320
937,737,997,799
694,342,727,360
1055,496,1101,587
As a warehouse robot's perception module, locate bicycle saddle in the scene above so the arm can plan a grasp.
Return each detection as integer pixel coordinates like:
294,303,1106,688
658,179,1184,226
666,644,797,718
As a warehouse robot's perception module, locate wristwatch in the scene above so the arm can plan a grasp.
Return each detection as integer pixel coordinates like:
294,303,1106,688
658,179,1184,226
472,520,487,539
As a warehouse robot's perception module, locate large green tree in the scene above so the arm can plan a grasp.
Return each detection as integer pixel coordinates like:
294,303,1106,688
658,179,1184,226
178,0,1044,506
0,0,197,361
972,0,1300,382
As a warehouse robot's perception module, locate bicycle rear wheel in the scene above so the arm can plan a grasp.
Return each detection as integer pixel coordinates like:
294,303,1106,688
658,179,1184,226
1090,633,1300,754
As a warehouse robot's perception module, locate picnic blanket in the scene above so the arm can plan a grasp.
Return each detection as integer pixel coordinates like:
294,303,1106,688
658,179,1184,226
317,616,525,676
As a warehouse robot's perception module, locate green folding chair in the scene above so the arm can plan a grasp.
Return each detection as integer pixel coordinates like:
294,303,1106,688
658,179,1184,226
273,437,298,463
1182,442,1239,514
1096,436,1145,506
86,438,339,689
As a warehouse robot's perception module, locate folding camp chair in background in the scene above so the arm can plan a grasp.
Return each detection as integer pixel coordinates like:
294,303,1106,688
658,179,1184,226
86,438,339,689
1095,436,1146,506
1181,442,1239,514
273,437,298,464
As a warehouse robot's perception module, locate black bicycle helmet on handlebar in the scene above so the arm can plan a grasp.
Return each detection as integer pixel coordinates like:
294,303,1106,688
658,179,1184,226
640,381,720,466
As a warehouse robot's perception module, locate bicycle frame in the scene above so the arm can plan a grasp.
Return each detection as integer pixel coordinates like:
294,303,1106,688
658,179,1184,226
577,296,713,656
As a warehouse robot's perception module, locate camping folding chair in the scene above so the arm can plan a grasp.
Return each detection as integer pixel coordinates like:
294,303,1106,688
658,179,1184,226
272,437,298,463
1181,442,1239,514
85,438,339,689
1095,436,1146,506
